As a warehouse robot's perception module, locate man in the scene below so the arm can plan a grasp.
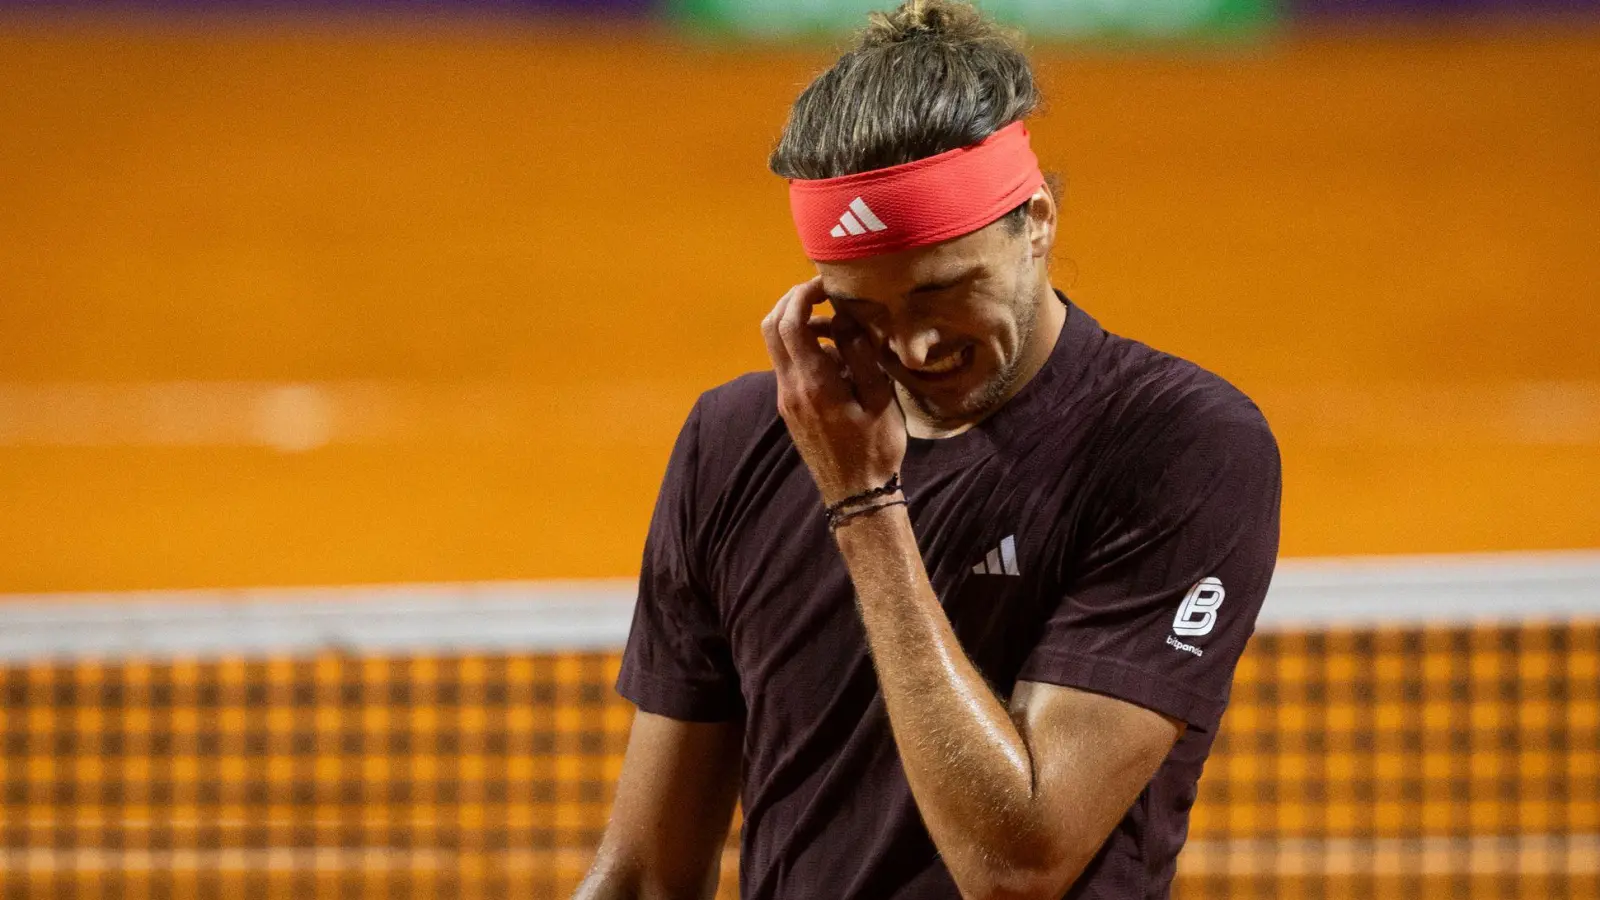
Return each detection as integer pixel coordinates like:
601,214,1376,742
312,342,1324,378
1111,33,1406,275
575,1,1281,898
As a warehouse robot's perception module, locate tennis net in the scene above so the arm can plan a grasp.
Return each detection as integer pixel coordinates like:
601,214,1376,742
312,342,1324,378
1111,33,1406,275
0,553,1594,899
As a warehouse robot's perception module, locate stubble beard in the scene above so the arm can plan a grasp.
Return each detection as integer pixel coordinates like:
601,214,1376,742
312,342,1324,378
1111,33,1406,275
902,282,1041,431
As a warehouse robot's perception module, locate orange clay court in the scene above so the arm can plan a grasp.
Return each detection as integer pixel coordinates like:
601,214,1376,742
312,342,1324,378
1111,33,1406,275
0,24,1596,592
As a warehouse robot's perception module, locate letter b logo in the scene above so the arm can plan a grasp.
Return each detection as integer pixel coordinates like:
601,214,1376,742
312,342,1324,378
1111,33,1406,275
1173,577,1225,637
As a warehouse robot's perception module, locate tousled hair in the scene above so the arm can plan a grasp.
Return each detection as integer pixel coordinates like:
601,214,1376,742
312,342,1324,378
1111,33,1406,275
770,0,1043,232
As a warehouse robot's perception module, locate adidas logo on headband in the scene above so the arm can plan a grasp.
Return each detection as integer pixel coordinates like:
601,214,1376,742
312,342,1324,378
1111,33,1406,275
829,197,888,238
788,122,1042,261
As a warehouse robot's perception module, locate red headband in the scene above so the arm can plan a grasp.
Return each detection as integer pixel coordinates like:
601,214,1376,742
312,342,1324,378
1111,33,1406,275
787,121,1044,262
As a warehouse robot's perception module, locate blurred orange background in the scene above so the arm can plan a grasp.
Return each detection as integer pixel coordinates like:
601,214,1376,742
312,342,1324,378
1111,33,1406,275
2,21,1597,593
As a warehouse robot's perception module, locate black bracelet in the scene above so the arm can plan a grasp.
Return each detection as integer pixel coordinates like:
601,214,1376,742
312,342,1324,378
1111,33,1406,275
827,498,908,533
823,473,902,519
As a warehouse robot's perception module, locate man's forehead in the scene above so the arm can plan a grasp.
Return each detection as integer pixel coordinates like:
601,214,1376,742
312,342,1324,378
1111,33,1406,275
818,246,988,305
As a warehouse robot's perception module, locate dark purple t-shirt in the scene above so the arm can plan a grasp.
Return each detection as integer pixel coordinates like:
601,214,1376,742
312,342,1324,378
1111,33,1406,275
617,298,1282,900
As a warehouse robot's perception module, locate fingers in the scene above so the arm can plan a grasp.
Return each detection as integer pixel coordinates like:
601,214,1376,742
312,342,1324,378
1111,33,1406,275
764,278,853,406
817,341,845,376
834,313,896,411
777,278,849,392
775,278,825,365
760,290,794,374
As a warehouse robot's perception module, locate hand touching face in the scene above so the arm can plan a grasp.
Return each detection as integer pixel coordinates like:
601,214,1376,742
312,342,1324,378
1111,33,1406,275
760,277,907,507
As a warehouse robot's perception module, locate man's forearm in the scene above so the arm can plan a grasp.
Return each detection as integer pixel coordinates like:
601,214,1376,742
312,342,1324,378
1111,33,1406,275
570,865,638,900
833,505,1060,895
572,855,717,900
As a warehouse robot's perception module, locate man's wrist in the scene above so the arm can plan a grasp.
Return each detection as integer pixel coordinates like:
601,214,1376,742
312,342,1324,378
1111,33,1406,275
827,495,907,533
830,498,915,547
819,471,902,510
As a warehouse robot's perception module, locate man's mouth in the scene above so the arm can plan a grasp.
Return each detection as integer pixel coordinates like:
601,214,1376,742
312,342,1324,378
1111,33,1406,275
905,345,974,383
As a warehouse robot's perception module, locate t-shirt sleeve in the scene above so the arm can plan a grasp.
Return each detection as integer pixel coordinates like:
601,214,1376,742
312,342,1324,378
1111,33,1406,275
1016,396,1282,732
615,397,745,722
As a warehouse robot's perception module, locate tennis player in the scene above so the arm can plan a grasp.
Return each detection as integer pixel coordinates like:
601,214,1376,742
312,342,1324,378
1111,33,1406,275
576,1,1281,897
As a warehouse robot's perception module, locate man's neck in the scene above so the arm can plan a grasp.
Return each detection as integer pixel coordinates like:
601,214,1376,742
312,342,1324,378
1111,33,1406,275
900,285,1068,440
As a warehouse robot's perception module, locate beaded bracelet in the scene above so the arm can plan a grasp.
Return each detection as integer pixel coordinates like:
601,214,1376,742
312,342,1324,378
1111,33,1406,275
822,473,902,520
827,498,908,533
823,473,905,532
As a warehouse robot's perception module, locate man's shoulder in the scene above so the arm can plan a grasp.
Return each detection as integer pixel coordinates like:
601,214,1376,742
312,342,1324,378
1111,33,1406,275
688,370,779,448
658,371,782,521
1068,329,1281,531
676,371,784,477
1092,330,1273,445
696,370,777,425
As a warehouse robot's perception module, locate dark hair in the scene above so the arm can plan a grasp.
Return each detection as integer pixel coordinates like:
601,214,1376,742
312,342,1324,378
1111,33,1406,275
769,0,1043,232
770,0,1039,179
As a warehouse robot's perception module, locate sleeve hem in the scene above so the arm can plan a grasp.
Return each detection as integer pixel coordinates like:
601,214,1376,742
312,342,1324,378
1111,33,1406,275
616,665,744,724
1016,651,1227,732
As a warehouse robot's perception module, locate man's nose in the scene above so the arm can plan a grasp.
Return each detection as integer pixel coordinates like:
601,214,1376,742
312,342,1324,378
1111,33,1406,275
887,326,941,369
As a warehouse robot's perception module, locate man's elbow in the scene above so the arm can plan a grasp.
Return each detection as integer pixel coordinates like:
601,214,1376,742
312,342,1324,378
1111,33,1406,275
963,865,1078,900
959,841,1093,900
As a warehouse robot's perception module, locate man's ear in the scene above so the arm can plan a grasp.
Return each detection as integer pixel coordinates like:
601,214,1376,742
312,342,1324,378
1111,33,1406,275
1026,181,1058,260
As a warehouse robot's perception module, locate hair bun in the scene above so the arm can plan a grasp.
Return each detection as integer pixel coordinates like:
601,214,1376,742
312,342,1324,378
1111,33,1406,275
860,0,991,47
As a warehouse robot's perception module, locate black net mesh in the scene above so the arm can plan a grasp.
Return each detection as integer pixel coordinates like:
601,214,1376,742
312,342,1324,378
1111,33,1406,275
0,621,1593,899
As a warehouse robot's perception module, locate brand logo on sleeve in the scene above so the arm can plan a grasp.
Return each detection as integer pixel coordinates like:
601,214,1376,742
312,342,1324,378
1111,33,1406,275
829,197,889,238
1172,576,1225,637
971,535,1020,577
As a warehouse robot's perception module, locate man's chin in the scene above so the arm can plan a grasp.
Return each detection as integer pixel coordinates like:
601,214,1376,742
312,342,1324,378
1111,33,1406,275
904,380,1004,430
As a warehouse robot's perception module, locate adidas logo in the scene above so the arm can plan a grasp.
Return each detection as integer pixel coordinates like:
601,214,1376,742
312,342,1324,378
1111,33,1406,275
829,197,888,238
971,535,1020,577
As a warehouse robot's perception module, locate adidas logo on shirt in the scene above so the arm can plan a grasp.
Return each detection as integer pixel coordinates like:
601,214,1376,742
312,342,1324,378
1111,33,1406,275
971,535,1020,577
829,197,888,238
